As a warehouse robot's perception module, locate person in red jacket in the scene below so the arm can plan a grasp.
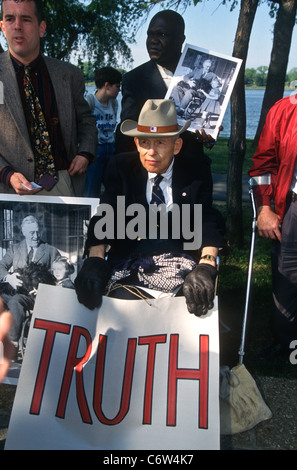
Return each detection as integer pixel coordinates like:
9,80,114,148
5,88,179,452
249,94,297,359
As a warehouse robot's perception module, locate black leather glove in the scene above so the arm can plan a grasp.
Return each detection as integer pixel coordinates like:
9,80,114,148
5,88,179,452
183,263,218,316
74,257,111,310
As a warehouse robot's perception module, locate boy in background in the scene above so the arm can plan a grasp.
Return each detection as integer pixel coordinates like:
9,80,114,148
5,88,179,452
84,67,122,198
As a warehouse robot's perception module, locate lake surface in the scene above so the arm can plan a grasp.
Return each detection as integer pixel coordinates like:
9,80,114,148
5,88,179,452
86,86,292,140
221,88,292,139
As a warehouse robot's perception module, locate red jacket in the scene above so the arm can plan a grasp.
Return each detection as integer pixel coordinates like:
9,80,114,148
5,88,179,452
249,95,297,221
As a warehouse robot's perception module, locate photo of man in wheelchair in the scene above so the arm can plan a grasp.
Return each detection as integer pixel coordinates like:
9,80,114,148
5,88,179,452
170,58,223,131
0,215,72,361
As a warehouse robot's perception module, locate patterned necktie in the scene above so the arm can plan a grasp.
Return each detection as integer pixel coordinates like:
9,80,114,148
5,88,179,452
150,175,165,206
23,66,57,183
27,247,34,264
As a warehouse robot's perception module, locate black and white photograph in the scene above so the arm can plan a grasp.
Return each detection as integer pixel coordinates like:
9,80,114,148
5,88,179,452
166,44,242,139
0,195,98,384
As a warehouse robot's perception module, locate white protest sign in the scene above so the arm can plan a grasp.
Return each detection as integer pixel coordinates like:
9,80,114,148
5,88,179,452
5,284,220,450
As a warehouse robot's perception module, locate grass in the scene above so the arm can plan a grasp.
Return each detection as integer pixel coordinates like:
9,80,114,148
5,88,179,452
208,137,255,175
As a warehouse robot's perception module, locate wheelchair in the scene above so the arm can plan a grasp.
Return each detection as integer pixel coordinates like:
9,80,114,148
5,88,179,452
183,94,205,120
20,309,32,359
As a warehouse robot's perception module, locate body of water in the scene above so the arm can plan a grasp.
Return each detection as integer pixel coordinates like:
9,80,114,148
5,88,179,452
86,86,292,140
221,88,292,139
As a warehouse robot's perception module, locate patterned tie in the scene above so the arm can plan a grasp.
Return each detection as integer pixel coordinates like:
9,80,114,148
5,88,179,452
23,66,57,183
150,175,165,206
27,247,34,264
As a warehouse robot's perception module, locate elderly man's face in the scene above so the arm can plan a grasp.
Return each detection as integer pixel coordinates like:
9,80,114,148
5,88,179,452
22,222,40,248
0,0,46,65
134,136,183,174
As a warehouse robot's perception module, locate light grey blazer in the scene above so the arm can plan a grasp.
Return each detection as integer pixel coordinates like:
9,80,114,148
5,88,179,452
0,51,97,196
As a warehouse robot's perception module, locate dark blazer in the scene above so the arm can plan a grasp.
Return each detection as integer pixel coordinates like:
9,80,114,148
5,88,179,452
86,151,226,261
114,60,212,185
0,239,60,281
0,52,97,196
115,60,167,154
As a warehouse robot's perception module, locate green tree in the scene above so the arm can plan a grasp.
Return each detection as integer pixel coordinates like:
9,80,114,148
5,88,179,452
254,0,297,146
245,67,257,86
287,67,297,86
0,0,138,68
227,0,259,247
255,65,268,87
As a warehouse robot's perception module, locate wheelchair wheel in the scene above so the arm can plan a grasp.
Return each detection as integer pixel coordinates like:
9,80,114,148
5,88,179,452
184,101,196,120
20,315,31,359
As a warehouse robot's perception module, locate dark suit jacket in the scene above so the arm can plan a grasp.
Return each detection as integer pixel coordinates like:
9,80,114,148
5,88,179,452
115,60,167,154
86,151,226,262
114,60,212,189
0,52,97,196
0,240,60,281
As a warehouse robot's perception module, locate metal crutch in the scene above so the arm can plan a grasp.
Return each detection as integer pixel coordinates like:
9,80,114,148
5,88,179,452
238,178,257,365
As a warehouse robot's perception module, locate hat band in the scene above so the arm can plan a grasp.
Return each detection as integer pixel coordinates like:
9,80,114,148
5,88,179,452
137,124,179,134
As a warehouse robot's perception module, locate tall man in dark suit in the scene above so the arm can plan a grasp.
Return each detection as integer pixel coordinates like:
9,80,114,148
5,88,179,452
114,10,214,156
0,215,60,344
0,0,97,196
75,99,226,317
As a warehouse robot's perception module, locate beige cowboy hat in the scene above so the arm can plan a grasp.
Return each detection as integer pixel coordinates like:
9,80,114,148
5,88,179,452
121,99,191,138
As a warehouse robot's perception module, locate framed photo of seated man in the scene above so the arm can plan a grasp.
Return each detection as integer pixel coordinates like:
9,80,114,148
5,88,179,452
0,194,98,384
166,43,242,140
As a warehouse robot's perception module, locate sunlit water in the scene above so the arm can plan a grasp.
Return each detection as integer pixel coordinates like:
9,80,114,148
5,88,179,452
86,86,292,139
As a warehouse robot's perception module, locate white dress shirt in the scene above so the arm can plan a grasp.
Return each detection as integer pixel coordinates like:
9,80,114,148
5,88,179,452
146,158,174,208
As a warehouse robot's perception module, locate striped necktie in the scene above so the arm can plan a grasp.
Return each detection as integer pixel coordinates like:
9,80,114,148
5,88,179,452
23,66,57,184
150,175,165,206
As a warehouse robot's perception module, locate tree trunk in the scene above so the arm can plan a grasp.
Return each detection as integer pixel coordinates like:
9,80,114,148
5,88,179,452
227,0,259,247
253,0,297,146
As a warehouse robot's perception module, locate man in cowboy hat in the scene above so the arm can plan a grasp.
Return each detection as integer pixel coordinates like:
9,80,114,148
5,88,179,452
75,99,226,316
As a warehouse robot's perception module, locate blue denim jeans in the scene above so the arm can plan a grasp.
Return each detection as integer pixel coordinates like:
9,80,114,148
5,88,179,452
84,143,115,198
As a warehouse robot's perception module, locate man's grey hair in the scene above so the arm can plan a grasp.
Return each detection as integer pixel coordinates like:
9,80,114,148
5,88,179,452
21,215,39,231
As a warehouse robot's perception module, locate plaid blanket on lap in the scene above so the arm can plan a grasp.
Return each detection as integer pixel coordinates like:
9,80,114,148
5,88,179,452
108,253,196,293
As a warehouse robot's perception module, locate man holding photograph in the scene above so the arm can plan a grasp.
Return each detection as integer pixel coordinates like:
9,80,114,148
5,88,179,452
0,0,97,197
114,9,216,164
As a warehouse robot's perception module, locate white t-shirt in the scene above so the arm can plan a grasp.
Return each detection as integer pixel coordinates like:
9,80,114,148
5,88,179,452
86,93,117,144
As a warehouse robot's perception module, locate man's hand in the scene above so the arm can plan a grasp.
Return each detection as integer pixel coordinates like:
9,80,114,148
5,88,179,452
193,125,223,149
183,263,218,316
74,257,111,310
10,172,41,195
257,205,282,242
68,154,89,176
5,272,23,290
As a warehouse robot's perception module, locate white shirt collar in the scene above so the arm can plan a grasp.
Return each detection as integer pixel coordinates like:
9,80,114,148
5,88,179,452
156,64,173,89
